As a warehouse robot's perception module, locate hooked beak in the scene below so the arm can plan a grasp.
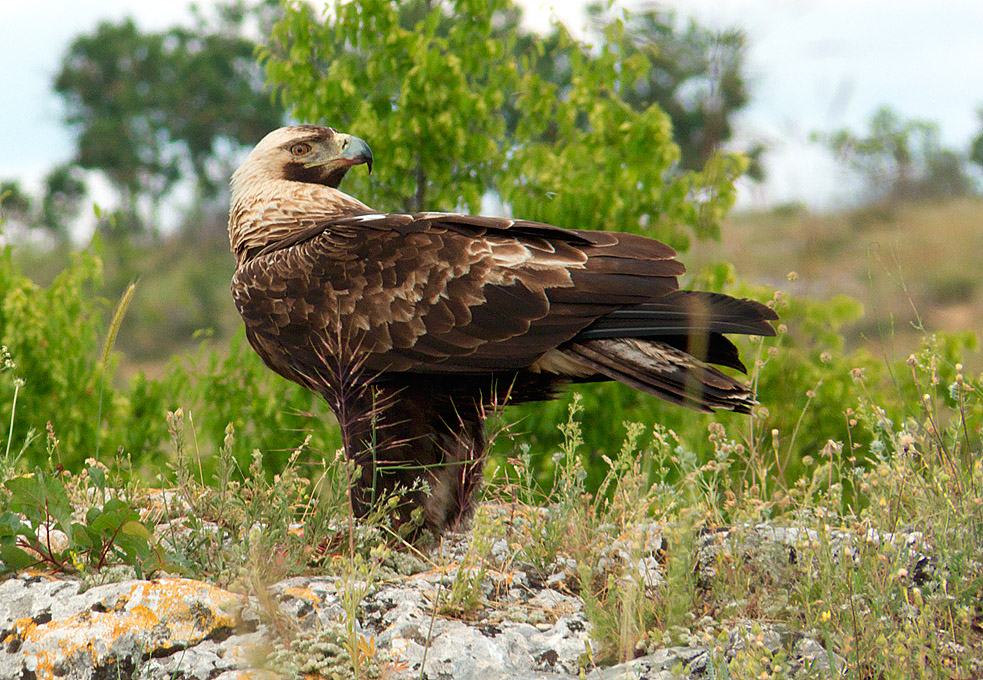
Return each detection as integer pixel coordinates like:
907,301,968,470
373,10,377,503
307,132,374,188
336,134,373,174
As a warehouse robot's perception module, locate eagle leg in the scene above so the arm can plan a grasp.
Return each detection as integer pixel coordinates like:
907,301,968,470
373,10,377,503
340,379,489,538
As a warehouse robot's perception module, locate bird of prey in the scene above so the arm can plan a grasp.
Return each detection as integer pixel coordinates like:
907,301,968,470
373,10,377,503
228,125,777,536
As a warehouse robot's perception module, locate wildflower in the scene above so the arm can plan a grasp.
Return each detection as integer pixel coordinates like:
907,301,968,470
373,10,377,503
896,432,916,452
0,345,13,371
224,422,236,451
46,422,59,451
948,380,968,401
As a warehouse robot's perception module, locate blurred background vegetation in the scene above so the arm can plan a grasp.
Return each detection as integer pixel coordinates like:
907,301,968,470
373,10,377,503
1,0,981,496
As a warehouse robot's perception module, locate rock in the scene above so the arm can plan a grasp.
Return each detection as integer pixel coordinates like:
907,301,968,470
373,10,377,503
694,521,930,591
0,574,245,680
793,636,845,675
587,646,707,679
0,519,853,680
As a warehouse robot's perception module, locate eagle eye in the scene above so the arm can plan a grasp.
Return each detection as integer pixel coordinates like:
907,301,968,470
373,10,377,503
290,142,312,156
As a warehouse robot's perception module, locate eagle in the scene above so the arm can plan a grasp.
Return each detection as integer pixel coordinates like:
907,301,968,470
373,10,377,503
229,125,777,536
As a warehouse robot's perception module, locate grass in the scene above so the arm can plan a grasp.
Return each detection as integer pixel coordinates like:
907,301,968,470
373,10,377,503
5,346,980,676
1,199,982,677
696,197,983,370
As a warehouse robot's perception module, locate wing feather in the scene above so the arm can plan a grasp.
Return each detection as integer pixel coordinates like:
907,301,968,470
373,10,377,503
233,211,768,380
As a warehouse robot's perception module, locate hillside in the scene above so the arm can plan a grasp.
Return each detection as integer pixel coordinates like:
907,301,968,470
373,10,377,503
695,198,983,367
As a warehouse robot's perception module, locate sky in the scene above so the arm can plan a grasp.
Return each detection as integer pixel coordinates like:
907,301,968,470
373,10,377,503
2,0,983,216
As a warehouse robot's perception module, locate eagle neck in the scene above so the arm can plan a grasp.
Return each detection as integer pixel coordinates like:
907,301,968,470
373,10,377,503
228,178,370,266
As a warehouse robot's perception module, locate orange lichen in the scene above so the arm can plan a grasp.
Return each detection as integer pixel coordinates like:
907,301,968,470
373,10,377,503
12,578,246,680
282,586,322,608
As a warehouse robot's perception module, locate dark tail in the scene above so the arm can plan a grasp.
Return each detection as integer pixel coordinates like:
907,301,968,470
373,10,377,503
565,338,758,412
563,291,777,412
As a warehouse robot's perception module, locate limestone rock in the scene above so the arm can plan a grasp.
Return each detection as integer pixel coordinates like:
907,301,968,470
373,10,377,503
0,521,851,680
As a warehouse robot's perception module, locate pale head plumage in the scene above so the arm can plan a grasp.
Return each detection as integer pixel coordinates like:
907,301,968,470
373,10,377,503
228,125,373,266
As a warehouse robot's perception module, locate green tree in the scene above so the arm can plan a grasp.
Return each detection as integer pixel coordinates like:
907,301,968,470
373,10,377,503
263,0,743,250
265,0,516,214
0,168,86,243
38,165,88,242
53,4,283,236
0,182,33,234
821,105,972,200
585,3,757,175
969,106,983,175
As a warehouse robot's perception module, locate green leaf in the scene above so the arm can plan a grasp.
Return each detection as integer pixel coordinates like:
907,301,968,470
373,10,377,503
87,465,106,490
0,545,36,572
120,520,153,542
71,522,95,549
5,473,74,535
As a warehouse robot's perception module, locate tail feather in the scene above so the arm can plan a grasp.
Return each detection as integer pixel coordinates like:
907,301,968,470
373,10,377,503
578,290,778,340
565,338,757,413
573,290,776,375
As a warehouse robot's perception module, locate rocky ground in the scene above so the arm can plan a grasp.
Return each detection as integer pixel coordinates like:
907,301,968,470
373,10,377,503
0,518,900,679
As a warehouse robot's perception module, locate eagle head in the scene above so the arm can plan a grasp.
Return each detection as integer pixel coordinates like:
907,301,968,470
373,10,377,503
233,125,373,192
229,125,374,265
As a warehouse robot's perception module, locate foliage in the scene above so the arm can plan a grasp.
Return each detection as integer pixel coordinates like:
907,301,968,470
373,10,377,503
154,418,347,584
0,181,33,230
0,166,87,242
704,336,983,678
54,5,284,234
584,2,760,176
262,0,744,250
0,245,111,468
0,468,161,576
969,105,983,187
490,324,982,672
0,241,340,481
264,0,517,214
38,165,88,240
818,105,974,201
501,23,744,251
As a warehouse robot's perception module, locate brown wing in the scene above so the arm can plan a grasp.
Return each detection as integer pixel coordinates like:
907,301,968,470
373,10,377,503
232,212,686,380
